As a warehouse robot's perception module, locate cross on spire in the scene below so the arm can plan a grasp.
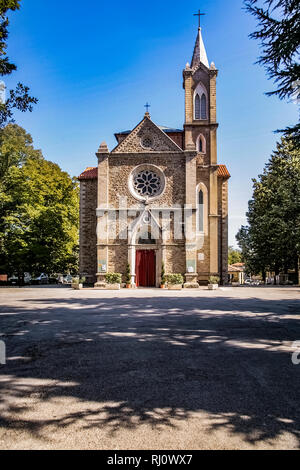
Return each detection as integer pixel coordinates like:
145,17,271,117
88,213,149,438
144,102,151,113
193,9,206,29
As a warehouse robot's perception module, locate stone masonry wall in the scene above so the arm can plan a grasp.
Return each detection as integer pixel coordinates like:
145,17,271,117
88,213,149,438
218,179,229,284
79,179,97,283
196,166,210,279
108,154,186,209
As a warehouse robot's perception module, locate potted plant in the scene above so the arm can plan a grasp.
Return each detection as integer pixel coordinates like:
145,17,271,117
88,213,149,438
125,264,131,288
104,273,122,290
208,276,220,290
166,274,184,290
160,262,166,288
71,276,85,290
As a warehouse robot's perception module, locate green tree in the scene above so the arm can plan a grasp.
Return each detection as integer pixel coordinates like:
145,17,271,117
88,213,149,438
237,137,300,283
0,127,79,278
0,1,37,128
228,246,243,265
245,0,300,145
0,123,41,179
236,226,267,277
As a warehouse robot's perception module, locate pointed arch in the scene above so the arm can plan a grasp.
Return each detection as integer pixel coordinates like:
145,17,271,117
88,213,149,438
128,209,162,288
129,209,162,246
196,134,206,153
193,82,208,121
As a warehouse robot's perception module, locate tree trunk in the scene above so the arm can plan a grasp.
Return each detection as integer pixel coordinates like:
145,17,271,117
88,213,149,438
274,264,280,285
18,270,24,287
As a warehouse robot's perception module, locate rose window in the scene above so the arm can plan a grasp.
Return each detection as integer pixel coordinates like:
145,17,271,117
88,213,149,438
133,170,161,196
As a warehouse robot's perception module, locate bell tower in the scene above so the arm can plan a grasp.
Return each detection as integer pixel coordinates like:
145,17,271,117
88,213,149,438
183,21,221,280
183,25,218,162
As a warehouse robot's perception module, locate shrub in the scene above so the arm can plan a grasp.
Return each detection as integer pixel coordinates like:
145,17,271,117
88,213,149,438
105,273,122,284
209,276,220,285
161,262,166,285
72,276,86,285
125,264,131,284
166,273,184,285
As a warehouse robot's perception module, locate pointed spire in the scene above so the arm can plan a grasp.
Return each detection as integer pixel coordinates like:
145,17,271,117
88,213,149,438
191,27,209,69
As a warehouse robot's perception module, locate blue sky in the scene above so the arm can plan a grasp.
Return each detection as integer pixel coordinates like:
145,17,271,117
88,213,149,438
6,0,298,246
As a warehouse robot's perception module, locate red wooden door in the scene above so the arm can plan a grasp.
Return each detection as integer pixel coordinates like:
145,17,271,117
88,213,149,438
136,250,156,287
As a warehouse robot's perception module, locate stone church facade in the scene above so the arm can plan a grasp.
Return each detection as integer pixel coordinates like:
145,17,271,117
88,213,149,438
79,27,230,287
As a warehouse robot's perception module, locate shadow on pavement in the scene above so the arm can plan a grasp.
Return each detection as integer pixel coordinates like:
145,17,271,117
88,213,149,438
0,294,299,447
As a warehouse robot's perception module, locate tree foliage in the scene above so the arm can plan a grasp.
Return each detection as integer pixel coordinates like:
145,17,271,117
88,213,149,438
228,246,243,265
0,125,79,276
0,123,41,178
245,0,300,144
236,137,300,280
0,1,37,127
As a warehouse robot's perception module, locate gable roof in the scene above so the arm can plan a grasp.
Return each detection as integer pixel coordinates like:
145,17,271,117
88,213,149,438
111,115,183,154
115,125,183,136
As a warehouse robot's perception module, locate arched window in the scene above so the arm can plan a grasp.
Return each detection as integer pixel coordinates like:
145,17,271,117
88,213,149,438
196,134,206,153
198,190,204,233
195,94,200,120
196,183,208,234
201,93,207,119
194,83,208,121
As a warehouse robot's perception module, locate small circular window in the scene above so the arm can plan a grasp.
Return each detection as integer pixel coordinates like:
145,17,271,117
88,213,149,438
141,136,153,149
129,165,165,201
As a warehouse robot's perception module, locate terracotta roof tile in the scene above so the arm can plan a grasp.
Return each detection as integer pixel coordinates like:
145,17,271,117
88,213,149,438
217,165,231,179
78,167,97,180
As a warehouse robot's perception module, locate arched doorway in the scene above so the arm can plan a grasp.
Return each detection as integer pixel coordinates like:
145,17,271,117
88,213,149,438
128,213,162,288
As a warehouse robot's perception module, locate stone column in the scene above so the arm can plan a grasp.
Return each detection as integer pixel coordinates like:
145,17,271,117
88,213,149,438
209,65,218,124
208,66,220,280
183,68,193,125
128,229,136,288
95,142,109,288
209,165,219,277
183,68,196,152
184,151,199,288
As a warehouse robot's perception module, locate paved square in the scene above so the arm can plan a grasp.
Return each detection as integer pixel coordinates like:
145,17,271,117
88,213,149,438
0,286,299,449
